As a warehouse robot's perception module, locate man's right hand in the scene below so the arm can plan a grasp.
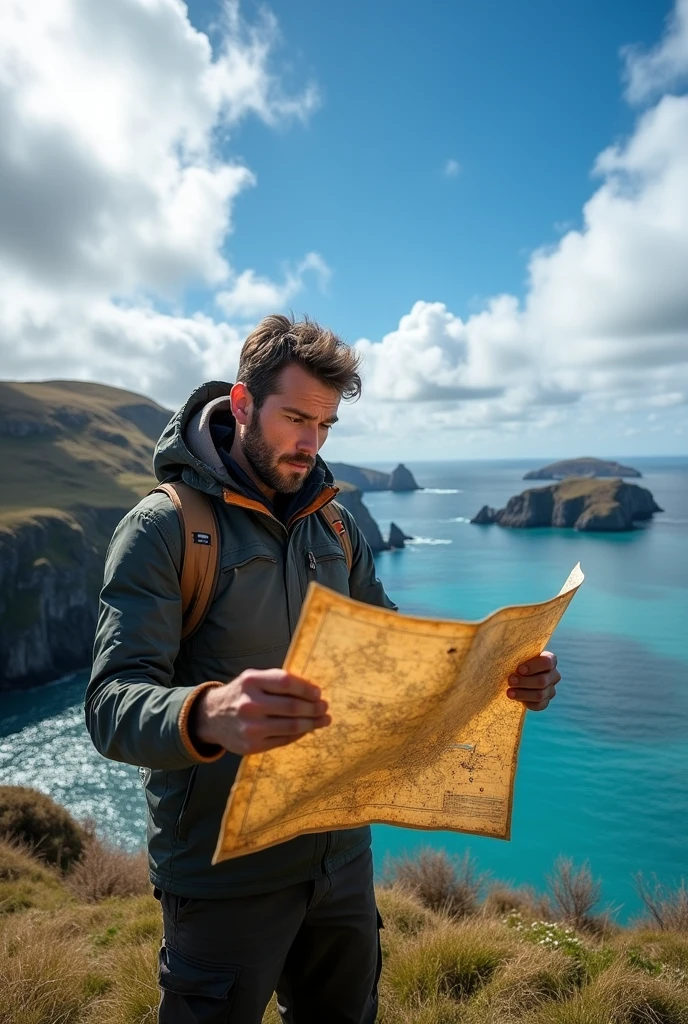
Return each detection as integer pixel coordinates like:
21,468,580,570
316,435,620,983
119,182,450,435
190,669,331,756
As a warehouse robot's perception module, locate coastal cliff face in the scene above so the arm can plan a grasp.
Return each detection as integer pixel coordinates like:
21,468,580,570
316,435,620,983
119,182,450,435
472,478,662,532
335,485,388,552
0,508,124,689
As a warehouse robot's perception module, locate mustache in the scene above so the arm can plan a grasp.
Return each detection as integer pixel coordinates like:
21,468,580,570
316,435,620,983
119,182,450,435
280,454,314,468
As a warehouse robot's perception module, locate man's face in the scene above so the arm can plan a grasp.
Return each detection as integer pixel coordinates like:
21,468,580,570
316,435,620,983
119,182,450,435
240,364,341,495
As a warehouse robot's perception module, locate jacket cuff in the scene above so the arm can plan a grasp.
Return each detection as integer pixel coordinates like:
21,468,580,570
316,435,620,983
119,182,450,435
178,681,226,763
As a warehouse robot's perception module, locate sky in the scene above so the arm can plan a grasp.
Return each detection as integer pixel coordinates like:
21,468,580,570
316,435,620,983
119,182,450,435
1,0,687,460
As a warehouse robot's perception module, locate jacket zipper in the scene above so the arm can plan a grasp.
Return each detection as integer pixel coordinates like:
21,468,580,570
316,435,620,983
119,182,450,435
307,550,316,570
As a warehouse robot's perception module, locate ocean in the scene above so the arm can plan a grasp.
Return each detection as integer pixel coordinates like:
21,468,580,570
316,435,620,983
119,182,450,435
1,457,686,921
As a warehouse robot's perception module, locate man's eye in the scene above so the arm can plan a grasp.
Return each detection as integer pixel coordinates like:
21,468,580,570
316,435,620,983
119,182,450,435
287,416,302,424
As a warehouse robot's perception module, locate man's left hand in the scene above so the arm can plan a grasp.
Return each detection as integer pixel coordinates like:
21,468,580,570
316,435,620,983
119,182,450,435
506,651,560,711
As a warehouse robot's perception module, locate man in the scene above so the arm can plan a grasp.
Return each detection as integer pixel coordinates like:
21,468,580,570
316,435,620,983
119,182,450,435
85,314,561,1023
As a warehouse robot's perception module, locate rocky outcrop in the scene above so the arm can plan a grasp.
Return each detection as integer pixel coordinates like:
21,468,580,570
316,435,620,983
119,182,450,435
0,508,124,689
471,478,662,532
524,457,641,480
335,485,388,552
388,522,413,549
389,464,420,491
330,462,420,492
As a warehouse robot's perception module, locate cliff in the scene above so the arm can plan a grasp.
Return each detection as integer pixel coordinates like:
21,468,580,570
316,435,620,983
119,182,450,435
335,483,388,552
524,457,641,480
0,380,173,690
0,380,404,689
329,462,420,491
471,478,663,532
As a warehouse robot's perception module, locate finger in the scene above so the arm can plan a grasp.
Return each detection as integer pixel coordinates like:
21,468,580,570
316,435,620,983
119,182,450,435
256,695,329,719
507,685,557,703
523,698,551,712
259,714,332,738
507,669,561,690
515,651,557,676
252,669,322,702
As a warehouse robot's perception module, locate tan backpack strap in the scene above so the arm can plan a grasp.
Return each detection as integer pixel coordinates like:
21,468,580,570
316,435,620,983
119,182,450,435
320,501,354,573
151,482,220,641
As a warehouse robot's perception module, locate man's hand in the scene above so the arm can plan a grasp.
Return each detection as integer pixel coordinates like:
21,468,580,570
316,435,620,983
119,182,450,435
506,651,560,712
191,669,331,755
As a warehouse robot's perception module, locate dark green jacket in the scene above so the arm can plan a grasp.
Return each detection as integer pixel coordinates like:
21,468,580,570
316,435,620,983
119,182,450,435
85,382,396,897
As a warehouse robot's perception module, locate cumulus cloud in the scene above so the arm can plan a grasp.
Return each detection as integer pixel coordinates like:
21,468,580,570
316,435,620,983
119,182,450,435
0,0,318,403
623,0,688,103
216,252,331,318
348,2,688,446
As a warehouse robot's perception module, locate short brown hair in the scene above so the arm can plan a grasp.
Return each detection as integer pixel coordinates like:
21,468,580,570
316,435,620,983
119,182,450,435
237,314,362,409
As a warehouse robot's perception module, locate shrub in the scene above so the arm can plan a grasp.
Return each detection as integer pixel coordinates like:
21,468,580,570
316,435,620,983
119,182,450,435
547,857,605,933
384,848,487,918
0,786,87,872
482,881,549,920
634,874,688,932
65,835,150,902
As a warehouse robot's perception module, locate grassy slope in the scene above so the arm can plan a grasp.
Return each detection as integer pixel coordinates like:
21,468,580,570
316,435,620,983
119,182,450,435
0,380,171,527
1,839,687,1024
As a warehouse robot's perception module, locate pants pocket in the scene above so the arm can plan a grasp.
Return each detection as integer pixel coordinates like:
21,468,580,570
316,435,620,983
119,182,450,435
158,943,239,1024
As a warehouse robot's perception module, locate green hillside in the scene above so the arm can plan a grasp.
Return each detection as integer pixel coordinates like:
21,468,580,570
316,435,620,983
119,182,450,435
0,380,171,525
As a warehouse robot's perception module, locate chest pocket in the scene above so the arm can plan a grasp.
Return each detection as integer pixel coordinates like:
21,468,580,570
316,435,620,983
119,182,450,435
305,542,350,597
192,543,287,657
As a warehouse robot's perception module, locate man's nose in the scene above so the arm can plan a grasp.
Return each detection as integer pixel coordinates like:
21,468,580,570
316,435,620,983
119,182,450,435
296,426,319,455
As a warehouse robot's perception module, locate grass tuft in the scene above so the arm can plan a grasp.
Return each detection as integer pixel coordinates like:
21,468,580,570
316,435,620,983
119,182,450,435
384,918,512,1005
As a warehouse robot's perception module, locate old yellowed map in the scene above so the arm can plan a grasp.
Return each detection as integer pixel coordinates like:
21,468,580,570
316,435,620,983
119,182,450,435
213,564,584,863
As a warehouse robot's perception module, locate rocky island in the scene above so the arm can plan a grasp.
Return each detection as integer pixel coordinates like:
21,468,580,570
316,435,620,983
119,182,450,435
471,478,663,532
524,457,641,480
328,461,420,491
0,380,415,690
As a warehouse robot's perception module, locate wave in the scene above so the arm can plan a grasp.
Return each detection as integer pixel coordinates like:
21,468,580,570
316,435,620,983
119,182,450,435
421,488,462,494
408,537,453,545
447,516,471,523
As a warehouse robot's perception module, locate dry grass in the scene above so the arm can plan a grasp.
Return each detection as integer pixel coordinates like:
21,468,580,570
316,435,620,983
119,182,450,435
0,838,71,914
634,875,688,933
383,848,487,918
2,835,688,1024
64,835,151,903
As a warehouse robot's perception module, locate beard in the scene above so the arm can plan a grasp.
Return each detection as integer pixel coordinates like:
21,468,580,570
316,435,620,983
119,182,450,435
241,413,314,494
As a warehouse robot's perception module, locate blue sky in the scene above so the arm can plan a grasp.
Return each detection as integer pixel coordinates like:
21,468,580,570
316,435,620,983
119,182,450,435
190,0,672,341
0,0,686,459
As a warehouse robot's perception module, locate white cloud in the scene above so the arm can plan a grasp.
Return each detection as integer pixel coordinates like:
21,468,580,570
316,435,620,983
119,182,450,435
216,252,331,317
0,0,318,402
623,0,688,103
443,158,461,178
346,3,688,451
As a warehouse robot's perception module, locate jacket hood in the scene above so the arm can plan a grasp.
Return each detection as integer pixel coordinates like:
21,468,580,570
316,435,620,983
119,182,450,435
153,380,336,498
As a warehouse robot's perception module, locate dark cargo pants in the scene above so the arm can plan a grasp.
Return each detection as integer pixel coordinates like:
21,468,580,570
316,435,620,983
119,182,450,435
155,848,382,1023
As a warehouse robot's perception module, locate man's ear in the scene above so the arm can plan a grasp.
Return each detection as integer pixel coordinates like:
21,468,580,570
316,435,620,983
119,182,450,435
230,382,253,426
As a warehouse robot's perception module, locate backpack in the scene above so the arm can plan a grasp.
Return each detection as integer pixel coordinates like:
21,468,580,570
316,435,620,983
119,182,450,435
150,481,353,641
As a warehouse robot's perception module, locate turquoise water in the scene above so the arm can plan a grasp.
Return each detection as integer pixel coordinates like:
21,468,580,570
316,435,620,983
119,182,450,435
1,457,686,921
